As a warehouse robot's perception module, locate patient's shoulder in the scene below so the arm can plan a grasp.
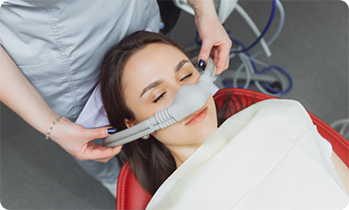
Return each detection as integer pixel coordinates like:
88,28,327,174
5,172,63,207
221,98,313,129
257,98,303,108
254,98,313,127
255,99,307,114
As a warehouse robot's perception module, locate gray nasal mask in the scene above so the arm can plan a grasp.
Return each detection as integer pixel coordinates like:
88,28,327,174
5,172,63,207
105,58,217,147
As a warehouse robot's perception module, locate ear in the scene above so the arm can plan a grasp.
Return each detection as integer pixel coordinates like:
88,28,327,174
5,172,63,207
124,118,138,128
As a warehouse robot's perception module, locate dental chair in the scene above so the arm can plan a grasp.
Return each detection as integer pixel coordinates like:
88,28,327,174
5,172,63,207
116,88,349,210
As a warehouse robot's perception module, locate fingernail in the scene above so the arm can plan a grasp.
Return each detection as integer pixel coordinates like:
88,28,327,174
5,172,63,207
107,128,117,135
198,59,205,69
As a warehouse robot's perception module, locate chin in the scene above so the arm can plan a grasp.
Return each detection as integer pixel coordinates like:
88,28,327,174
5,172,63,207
190,115,217,142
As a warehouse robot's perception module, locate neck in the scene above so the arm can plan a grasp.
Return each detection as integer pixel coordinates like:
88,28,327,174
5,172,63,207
167,143,203,168
168,126,219,167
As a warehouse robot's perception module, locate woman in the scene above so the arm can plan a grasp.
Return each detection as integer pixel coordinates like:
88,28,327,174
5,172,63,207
0,0,231,198
100,31,349,209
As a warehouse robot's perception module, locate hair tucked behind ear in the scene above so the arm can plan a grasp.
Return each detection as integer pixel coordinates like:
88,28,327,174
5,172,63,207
100,31,189,195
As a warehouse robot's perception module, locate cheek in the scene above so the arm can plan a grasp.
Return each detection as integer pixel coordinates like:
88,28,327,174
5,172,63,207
152,97,217,146
132,100,174,123
152,120,216,146
152,123,183,145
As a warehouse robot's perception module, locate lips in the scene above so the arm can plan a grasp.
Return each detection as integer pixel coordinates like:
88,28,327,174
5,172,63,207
185,106,208,126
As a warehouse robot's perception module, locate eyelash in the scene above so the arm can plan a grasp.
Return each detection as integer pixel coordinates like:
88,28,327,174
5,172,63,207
153,73,193,103
180,73,193,82
153,92,165,103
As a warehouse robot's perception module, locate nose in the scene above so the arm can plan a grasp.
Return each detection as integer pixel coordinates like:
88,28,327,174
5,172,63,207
166,58,216,122
105,58,216,147
170,75,198,99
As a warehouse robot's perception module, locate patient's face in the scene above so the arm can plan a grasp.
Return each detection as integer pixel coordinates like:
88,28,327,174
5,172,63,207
122,43,217,149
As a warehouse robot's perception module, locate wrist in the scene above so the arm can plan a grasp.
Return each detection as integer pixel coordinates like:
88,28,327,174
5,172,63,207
187,0,218,21
45,115,62,140
33,109,59,135
47,115,70,142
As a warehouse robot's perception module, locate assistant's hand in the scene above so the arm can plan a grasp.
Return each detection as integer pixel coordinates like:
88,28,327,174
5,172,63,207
49,116,121,162
195,13,232,75
1,46,121,163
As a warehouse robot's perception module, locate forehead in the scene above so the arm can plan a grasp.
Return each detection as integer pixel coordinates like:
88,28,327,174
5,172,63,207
122,43,187,87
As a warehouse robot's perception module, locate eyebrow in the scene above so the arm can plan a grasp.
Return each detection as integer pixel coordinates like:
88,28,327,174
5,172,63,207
140,59,189,97
175,60,188,72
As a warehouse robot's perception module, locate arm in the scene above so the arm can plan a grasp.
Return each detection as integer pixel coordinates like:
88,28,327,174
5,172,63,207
187,0,232,74
0,45,121,162
332,151,349,194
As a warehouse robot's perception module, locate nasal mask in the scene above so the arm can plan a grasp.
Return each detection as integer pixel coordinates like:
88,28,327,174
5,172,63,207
105,58,216,147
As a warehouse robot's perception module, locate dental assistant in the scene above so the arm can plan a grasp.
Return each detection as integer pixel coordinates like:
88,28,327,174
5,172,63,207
0,0,231,197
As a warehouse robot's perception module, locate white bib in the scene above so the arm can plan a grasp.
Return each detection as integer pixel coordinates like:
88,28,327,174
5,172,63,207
147,99,348,210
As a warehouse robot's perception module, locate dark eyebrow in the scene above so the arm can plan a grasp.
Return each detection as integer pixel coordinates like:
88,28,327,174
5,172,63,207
140,59,189,98
140,80,163,97
175,60,189,72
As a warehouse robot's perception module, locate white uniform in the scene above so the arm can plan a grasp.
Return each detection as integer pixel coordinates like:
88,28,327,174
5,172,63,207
0,0,160,183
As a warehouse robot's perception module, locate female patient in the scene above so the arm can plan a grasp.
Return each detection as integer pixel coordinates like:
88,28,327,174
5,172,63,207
100,31,349,209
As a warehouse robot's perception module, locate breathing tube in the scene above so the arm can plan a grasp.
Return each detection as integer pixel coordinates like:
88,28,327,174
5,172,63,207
105,58,216,147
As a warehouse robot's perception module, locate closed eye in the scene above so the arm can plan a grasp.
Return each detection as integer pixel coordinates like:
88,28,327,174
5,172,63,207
153,92,166,103
153,73,192,103
180,73,193,82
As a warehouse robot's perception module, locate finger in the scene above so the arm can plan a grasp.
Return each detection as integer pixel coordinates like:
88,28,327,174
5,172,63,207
198,39,214,65
80,142,122,162
223,56,230,70
216,44,231,75
211,47,219,65
95,157,115,163
86,126,111,141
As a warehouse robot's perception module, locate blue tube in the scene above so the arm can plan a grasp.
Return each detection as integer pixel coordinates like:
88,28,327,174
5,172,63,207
229,37,258,74
197,0,292,95
224,37,293,94
260,65,293,94
230,0,276,54
222,37,256,88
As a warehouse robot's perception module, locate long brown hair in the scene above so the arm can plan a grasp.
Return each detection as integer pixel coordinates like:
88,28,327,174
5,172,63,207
100,31,190,195
100,31,253,195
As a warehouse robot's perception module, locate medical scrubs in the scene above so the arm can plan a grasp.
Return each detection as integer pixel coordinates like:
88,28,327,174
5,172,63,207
0,0,160,183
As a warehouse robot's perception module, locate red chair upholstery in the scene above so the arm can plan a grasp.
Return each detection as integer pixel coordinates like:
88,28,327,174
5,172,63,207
116,162,152,210
116,88,349,210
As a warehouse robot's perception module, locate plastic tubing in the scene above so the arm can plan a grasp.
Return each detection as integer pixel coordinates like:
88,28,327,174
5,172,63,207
252,0,285,58
225,37,256,89
224,2,292,94
230,38,259,73
224,43,253,88
241,0,290,94
251,57,287,92
224,37,291,96
222,53,251,89
330,119,349,136
260,66,293,94
235,3,271,57
230,0,276,54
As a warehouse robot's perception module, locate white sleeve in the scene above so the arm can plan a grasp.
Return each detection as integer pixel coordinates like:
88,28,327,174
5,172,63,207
211,83,219,95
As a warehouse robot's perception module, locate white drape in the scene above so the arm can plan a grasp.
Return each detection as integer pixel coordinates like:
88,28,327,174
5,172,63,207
147,99,348,210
